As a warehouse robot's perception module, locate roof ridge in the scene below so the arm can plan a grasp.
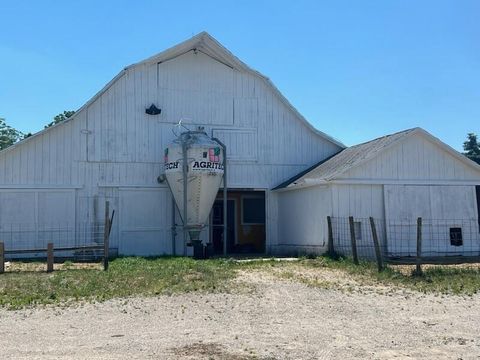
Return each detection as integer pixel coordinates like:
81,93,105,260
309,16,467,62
347,127,419,149
273,127,423,190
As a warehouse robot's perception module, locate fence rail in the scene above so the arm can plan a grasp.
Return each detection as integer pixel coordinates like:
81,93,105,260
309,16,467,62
328,216,480,272
0,201,114,273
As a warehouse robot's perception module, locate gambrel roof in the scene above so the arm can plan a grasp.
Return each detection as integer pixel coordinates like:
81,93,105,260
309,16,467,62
0,31,344,156
136,32,344,147
274,127,480,190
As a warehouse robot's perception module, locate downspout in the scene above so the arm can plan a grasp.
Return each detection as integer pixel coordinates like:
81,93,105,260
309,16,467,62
171,197,177,255
182,134,189,256
164,179,178,256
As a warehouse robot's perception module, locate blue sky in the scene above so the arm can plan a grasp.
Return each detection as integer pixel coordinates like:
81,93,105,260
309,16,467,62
0,0,478,150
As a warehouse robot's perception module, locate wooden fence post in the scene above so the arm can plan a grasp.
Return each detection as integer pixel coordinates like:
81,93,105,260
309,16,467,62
327,216,334,257
369,217,384,272
0,242,4,274
103,201,110,271
416,217,423,275
47,243,54,273
349,216,359,265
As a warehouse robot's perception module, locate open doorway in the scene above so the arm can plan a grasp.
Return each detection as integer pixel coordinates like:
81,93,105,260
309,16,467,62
210,190,266,255
211,199,236,254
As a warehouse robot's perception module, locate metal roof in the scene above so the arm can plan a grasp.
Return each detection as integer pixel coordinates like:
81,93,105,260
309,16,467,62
273,128,419,189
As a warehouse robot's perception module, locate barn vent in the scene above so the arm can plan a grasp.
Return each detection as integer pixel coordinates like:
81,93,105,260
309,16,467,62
145,104,161,115
449,227,463,247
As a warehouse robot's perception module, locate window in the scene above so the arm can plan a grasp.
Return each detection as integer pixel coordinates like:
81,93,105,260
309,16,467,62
242,197,265,225
450,227,463,246
354,221,362,240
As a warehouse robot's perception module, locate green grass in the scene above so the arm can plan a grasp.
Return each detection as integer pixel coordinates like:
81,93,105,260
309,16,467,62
0,257,239,309
1,256,479,309
287,256,480,296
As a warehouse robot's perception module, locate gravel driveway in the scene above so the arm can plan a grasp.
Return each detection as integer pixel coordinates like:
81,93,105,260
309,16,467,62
1,271,479,359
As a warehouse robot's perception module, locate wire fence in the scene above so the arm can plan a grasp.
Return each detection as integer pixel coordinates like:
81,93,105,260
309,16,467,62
0,222,106,261
0,200,115,274
329,216,480,266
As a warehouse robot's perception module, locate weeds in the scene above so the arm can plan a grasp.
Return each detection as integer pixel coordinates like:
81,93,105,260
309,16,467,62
0,257,238,309
294,256,480,296
1,255,479,309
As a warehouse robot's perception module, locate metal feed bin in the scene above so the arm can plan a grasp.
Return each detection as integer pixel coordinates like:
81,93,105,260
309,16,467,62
164,130,225,258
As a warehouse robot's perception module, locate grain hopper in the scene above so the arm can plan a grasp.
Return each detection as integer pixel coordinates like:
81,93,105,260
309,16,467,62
164,128,226,258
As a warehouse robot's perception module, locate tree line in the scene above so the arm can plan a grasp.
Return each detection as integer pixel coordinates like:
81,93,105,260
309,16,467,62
0,111,75,150
463,133,480,165
0,114,479,165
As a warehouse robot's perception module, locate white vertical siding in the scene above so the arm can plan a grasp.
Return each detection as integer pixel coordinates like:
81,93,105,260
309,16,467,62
329,184,386,257
384,185,480,256
0,189,76,256
331,184,385,219
212,128,258,161
276,185,332,255
340,134,480,181
118,188,172,256
157,51,234,126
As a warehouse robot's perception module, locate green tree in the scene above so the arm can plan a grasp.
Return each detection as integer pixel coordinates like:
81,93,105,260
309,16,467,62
0,117,23,150
45,110,75,128
463,133,480,165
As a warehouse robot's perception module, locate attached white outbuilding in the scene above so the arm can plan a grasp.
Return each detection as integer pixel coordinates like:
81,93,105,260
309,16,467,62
275,128,480,258
0,33,479,259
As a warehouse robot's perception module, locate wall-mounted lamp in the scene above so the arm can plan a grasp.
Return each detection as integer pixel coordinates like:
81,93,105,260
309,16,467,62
146,104,161,115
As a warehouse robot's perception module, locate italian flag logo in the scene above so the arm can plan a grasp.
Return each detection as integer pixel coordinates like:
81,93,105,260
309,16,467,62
209,147,220,162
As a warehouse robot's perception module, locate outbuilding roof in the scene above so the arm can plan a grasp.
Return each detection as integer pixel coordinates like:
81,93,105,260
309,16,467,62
273,127,480,190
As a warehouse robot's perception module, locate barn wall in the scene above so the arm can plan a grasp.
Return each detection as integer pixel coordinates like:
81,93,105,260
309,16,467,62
339,134,480,181
329,184,387,257
275,182,479,258
330,184,385,219
0,189,76,257
0,50,341,256
384,185,480,256
0,112,86,186
275,185,331,255
266,190,279,254
328,183,479,258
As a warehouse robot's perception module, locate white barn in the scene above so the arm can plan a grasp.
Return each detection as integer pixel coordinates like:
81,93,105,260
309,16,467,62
1,32,479,259
0,32,343,257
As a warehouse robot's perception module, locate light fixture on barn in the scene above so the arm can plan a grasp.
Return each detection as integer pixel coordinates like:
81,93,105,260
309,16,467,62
145,104,161,115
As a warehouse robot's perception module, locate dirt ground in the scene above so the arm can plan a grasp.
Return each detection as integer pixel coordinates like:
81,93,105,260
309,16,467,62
0,269,479,359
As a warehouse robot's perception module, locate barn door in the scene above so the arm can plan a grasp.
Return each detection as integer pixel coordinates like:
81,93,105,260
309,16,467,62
118,188,172,256
384,185,480,257
0,190,75,257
